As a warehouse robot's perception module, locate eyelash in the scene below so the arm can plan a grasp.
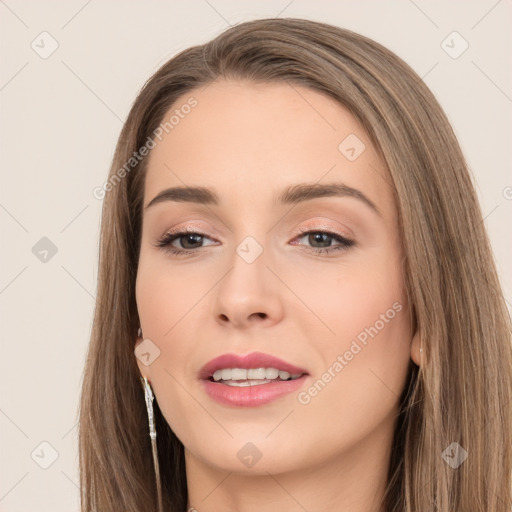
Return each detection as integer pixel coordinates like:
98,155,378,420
154,226,355,256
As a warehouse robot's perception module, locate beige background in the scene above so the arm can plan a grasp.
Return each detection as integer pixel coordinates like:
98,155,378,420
0,1,510,510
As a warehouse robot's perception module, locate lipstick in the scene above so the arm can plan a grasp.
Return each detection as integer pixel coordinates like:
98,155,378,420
199,351,309,407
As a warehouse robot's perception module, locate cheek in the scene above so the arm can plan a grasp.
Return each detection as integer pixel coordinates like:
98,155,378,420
135,249,212,339
296,312,411,462
290,244,407,351
135,251,216,434
135,272,193,441
291,249,411,412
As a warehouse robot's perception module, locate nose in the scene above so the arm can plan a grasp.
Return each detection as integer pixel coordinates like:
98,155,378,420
213,244,285,330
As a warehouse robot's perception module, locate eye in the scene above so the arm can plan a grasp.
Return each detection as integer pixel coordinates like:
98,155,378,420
292,228,355,254
154,229,216,256
154,227,355,256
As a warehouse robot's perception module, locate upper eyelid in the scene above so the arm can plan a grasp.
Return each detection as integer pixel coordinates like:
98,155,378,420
161,225,348,237
162,218,353,237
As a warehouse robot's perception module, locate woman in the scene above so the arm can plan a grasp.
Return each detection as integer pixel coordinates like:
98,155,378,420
79,17,512,512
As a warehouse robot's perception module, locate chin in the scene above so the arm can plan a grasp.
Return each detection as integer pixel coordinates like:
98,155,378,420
185,436,310,475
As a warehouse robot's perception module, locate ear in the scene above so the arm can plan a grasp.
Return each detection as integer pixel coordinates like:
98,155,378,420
410,330,423,367
134,330,151,381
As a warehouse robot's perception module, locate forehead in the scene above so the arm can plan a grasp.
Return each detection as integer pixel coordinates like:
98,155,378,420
143,79,394,219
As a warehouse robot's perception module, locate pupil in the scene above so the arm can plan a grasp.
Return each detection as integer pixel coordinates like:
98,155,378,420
182,234,202,248
311,233,330,248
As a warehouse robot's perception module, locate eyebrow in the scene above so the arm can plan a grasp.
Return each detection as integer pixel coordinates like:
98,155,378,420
144,182,381,216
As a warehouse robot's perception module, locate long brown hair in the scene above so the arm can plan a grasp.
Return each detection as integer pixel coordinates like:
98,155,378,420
79,18,512,511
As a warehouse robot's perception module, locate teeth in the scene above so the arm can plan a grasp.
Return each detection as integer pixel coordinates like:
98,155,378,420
248,368,266,379
212,367,303,382
231,368,247,380
265,368,279,379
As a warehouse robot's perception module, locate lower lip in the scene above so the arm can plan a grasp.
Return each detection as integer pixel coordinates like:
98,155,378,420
201,376,308,407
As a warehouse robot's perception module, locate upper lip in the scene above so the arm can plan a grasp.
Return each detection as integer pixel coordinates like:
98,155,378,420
199,351,309,380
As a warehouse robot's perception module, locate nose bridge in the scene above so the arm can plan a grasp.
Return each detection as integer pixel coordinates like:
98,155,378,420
213,231,284,327
224,233,270,301
235,234,266,265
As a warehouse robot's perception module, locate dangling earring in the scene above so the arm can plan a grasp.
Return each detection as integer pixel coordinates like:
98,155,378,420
141,376,164,512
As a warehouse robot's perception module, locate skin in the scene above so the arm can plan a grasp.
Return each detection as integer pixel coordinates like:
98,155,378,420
135,79,422,512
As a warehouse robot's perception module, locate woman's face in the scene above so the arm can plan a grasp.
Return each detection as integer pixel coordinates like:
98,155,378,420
135,79,420,476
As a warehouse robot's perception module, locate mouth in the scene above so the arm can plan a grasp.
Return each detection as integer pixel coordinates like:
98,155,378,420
199,352,309,407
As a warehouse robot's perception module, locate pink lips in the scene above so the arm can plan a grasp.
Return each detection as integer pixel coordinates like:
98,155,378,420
199,351,309,407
